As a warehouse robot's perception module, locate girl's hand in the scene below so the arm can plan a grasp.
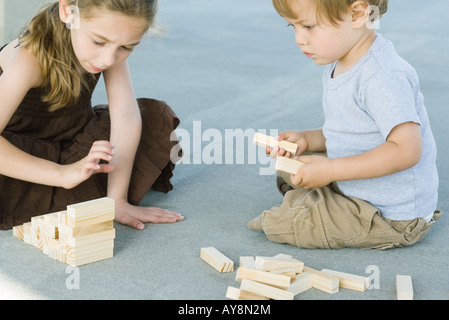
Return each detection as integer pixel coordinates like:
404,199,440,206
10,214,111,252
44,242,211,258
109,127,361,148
114,199,185,230
266,130,308,158
291,155,334,189
61,140,115,189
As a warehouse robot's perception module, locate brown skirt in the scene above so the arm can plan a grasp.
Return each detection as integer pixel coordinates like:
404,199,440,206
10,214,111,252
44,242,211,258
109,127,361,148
0,98,181,230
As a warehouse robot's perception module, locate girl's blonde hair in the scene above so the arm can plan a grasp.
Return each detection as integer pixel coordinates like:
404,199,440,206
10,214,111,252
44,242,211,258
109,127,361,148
272,0,388,25
18,0,158,112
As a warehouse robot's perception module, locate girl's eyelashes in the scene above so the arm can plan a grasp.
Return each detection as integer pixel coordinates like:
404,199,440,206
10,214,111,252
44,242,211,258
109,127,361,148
93,40,133,52
287,23,294,27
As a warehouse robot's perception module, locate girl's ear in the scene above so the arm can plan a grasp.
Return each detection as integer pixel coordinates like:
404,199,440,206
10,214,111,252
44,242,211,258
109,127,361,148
58,0,70,23
350,0,370,28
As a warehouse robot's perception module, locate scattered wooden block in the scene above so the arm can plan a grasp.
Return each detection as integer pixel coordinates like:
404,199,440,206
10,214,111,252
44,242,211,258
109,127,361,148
275,156,305,175
240,279,294,300
321,268,369,292
239,256,255,269
226,286,269,300
201,247,234,273
235,267,291,290
269,268,297,281
396,275,413,300
255,256,304,273
253,132,298,155
303,266,339,294
287,272,313,296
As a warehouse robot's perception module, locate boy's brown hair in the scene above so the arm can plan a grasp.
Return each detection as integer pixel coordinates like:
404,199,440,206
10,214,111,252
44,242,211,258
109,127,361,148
272,0,388,25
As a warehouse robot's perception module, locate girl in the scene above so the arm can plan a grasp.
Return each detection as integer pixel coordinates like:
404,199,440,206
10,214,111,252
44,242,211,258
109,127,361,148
0,0,184,230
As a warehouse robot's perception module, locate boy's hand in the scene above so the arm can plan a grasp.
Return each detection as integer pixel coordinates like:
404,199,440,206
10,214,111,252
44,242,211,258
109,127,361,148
291,155,334,189
266,130,308,158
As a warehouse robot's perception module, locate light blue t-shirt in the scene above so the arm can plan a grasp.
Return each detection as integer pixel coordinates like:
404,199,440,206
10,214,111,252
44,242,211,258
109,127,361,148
322,33,438,221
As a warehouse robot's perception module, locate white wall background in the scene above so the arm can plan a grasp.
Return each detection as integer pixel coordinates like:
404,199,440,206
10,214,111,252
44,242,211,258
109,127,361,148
0,0,50,44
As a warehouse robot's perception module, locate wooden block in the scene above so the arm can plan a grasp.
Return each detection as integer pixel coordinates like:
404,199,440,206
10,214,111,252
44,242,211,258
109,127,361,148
58,211,68,225
321,268,369,292
253,132,298,155
239,256,255,269
287,272,313,296
59,220,113,238
65,228,116,247
30,221,41,249
66,197,114,228
303,266,339,294
396,275,413,300
44,211,64,227
235,267,291,290
12,225,24,241
67,247,114,267
275,156,305,175
31,215,46,229
255,257,304,273
44,238,62,260
226,286,269,300
269,268,297,281
200,247,234,273
240,279,294,300
22,222,32,245
39,223,58,239
55,242,69,263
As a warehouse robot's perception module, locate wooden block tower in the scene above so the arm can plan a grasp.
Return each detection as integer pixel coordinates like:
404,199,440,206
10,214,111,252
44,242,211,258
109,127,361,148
13,197,115,267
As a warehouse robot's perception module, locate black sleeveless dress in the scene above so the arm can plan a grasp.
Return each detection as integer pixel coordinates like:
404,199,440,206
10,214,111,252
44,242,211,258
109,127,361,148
0,44,181,230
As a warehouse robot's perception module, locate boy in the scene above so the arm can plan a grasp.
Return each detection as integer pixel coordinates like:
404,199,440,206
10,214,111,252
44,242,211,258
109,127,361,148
248,0,441,249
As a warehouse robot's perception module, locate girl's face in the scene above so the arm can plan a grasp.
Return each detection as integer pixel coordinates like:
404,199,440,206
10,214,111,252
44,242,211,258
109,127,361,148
284,0,360,66
68,7,147,74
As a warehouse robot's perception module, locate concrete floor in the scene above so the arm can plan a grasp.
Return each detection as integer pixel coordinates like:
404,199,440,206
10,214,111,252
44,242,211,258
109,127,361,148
1,0,448,302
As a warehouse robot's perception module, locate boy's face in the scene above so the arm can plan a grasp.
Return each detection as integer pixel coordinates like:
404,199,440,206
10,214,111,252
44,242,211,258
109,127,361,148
66,7,147,74
284,0,360,65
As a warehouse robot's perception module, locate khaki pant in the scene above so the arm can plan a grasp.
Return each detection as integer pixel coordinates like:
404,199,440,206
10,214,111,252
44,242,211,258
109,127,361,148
258,173,441,250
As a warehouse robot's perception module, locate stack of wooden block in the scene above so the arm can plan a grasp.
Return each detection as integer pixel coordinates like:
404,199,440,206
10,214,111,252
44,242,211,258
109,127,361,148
12,197,115,267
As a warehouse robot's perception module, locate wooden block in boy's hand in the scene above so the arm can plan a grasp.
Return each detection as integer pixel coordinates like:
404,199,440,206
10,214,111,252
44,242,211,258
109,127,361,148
275,156,305,175
253,132,298,155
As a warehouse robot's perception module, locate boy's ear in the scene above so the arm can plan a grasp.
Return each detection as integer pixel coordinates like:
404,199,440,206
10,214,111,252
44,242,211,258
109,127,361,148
350,0,370,28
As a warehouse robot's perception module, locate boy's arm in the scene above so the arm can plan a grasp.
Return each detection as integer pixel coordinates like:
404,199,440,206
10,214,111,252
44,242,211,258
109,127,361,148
294,122,422,188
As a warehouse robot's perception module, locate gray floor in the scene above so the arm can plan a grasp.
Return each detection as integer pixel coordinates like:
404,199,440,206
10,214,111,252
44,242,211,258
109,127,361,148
1,0,448,300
